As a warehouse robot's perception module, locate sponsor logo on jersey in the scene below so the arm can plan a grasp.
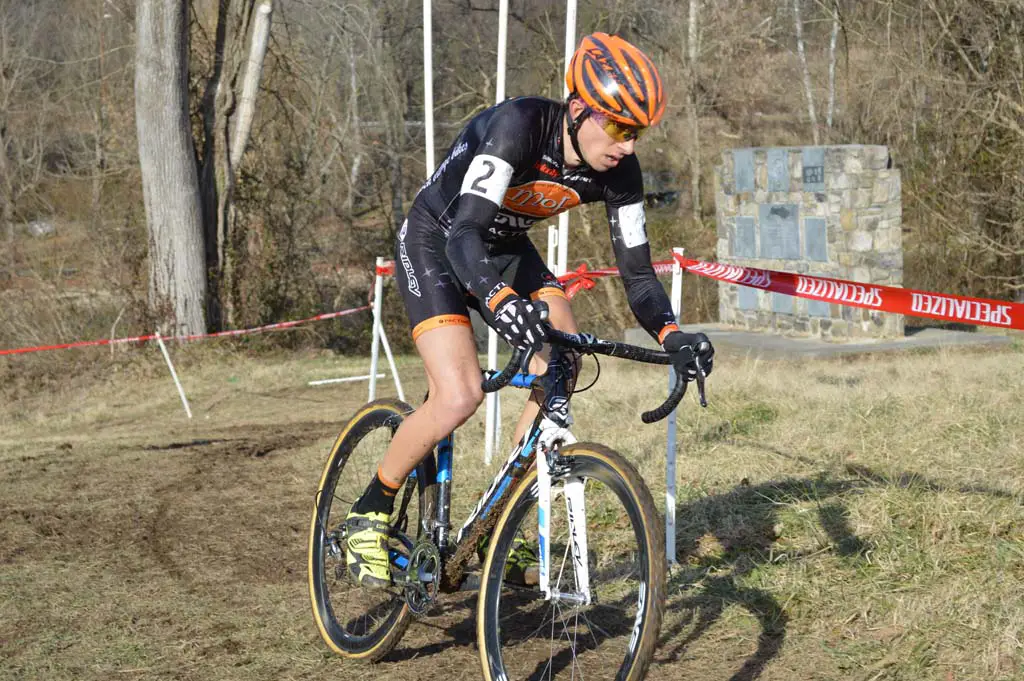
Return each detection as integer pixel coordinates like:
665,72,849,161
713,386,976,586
485,282,507,304
399,244,421,298
493,211,536,231
502,181,581,218
488,226,528,238
397,219,421,297
533,160,559,178
426,140,469,186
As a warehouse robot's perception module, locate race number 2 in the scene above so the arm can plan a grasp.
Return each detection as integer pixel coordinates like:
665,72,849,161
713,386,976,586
461,154,514,206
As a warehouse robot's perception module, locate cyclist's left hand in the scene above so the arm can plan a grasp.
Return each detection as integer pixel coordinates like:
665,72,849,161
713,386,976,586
662,330,714,381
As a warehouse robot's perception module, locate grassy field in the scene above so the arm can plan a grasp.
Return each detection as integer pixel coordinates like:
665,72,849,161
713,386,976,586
2,337,1024,680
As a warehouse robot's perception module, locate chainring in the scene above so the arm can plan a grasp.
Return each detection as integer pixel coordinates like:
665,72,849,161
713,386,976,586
404,539,442,615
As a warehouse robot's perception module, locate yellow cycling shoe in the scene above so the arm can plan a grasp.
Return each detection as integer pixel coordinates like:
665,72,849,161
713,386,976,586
344,509,393,588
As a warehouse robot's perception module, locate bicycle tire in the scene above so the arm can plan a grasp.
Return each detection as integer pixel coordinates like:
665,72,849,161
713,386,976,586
477,443,666,681
307,399,433,661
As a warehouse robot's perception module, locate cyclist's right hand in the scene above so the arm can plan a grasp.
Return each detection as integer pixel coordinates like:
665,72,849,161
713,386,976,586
492,297,547,353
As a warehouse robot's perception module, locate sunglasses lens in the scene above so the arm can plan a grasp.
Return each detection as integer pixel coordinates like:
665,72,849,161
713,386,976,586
600,118,646,142
586,108,648,142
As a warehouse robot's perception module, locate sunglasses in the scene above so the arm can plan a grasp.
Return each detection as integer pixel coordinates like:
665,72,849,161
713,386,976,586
588,110,648,142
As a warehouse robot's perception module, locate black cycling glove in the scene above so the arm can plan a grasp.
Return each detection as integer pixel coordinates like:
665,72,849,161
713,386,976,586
662,330,715,381
492,297,547,353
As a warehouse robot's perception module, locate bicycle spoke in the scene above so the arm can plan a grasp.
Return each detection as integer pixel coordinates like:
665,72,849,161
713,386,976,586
308,400,423,660
481,446,663,681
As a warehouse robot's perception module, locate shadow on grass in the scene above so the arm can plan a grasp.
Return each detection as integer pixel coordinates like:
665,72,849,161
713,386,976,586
382,595,477,662
657,461,1020,680
383,461,1019,673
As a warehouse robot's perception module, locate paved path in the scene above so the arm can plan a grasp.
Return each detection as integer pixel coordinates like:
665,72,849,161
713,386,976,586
626,324,1018,359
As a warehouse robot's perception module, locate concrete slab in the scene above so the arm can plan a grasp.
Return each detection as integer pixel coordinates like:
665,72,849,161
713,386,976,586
625,323,1017,360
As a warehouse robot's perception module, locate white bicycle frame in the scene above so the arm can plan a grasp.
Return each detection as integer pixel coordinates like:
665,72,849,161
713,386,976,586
534,416,593,605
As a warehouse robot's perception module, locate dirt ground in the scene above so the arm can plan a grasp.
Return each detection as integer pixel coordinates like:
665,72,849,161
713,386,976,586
0,350,784,681
1,423,781,681
3,343,1023,680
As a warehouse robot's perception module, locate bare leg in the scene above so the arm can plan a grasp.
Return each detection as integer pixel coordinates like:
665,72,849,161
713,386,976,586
510,294,579,445
378,325,484,484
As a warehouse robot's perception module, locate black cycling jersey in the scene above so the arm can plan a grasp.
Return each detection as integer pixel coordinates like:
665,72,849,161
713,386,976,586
398,96,678,343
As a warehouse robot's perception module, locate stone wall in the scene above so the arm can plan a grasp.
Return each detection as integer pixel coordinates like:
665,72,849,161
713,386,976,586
714,145,904,339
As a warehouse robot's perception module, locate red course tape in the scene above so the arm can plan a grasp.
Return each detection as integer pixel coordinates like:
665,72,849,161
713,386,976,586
673,255,1024,331
383,255,1022,330
0,305,371,357
7,253,1019,357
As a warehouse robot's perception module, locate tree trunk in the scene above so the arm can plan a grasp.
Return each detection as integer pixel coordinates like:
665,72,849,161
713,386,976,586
2,199,13,274
222,2,273,327
687,0,701,226
230,4,271,170
389,149,405,233
92,1,107,219
135,0,206,335
198,1,233,330
346,42,362,215
793,0,820,145
0,131,13,272
826,1,840,134
197,0,266,330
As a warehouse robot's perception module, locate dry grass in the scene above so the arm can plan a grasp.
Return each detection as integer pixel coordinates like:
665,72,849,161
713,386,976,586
2,338,1024,680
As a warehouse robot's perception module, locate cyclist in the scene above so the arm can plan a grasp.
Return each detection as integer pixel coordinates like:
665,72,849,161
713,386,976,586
345,32,715,587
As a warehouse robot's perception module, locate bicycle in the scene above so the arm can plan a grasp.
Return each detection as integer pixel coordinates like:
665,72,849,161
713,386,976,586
307,326,708,680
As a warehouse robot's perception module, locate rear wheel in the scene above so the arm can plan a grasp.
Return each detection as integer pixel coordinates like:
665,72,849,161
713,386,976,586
477,443,666,681
307,399,435,661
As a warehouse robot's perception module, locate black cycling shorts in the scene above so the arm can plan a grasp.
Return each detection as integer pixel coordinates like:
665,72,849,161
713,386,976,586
394,214,566,341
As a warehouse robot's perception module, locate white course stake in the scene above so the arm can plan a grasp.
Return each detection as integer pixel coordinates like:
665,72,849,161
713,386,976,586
369,258,386,401
155,331,192,420
555,0,576,279
378,317,405,402
485,330,499,466
666,247,684,565
366,257,405,402
309,373,385,387
547,225,558,271
485,0,511,466
423,0,435,174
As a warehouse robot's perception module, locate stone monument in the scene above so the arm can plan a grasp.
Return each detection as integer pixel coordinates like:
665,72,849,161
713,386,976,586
714,145,903,338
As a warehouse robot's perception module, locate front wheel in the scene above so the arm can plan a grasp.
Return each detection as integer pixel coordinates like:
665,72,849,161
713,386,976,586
477,443,666,681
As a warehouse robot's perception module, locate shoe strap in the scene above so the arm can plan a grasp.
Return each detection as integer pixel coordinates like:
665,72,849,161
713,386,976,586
346,516,392,536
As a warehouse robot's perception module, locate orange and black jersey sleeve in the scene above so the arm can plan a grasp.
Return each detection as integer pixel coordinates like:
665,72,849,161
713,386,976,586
410,96,678,339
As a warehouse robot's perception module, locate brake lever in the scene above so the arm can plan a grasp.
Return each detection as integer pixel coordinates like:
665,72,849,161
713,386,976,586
695,370,708,408
519,346,537,374
694,354,709,408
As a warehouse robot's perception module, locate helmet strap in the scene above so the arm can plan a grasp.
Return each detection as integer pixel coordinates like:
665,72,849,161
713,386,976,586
564,99,591,169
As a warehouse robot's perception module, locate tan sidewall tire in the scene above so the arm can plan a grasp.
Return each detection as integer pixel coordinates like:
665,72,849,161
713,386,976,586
307,399,416,661
477,442,666,681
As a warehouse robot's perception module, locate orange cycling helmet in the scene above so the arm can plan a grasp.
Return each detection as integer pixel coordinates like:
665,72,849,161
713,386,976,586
566,32,666,128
